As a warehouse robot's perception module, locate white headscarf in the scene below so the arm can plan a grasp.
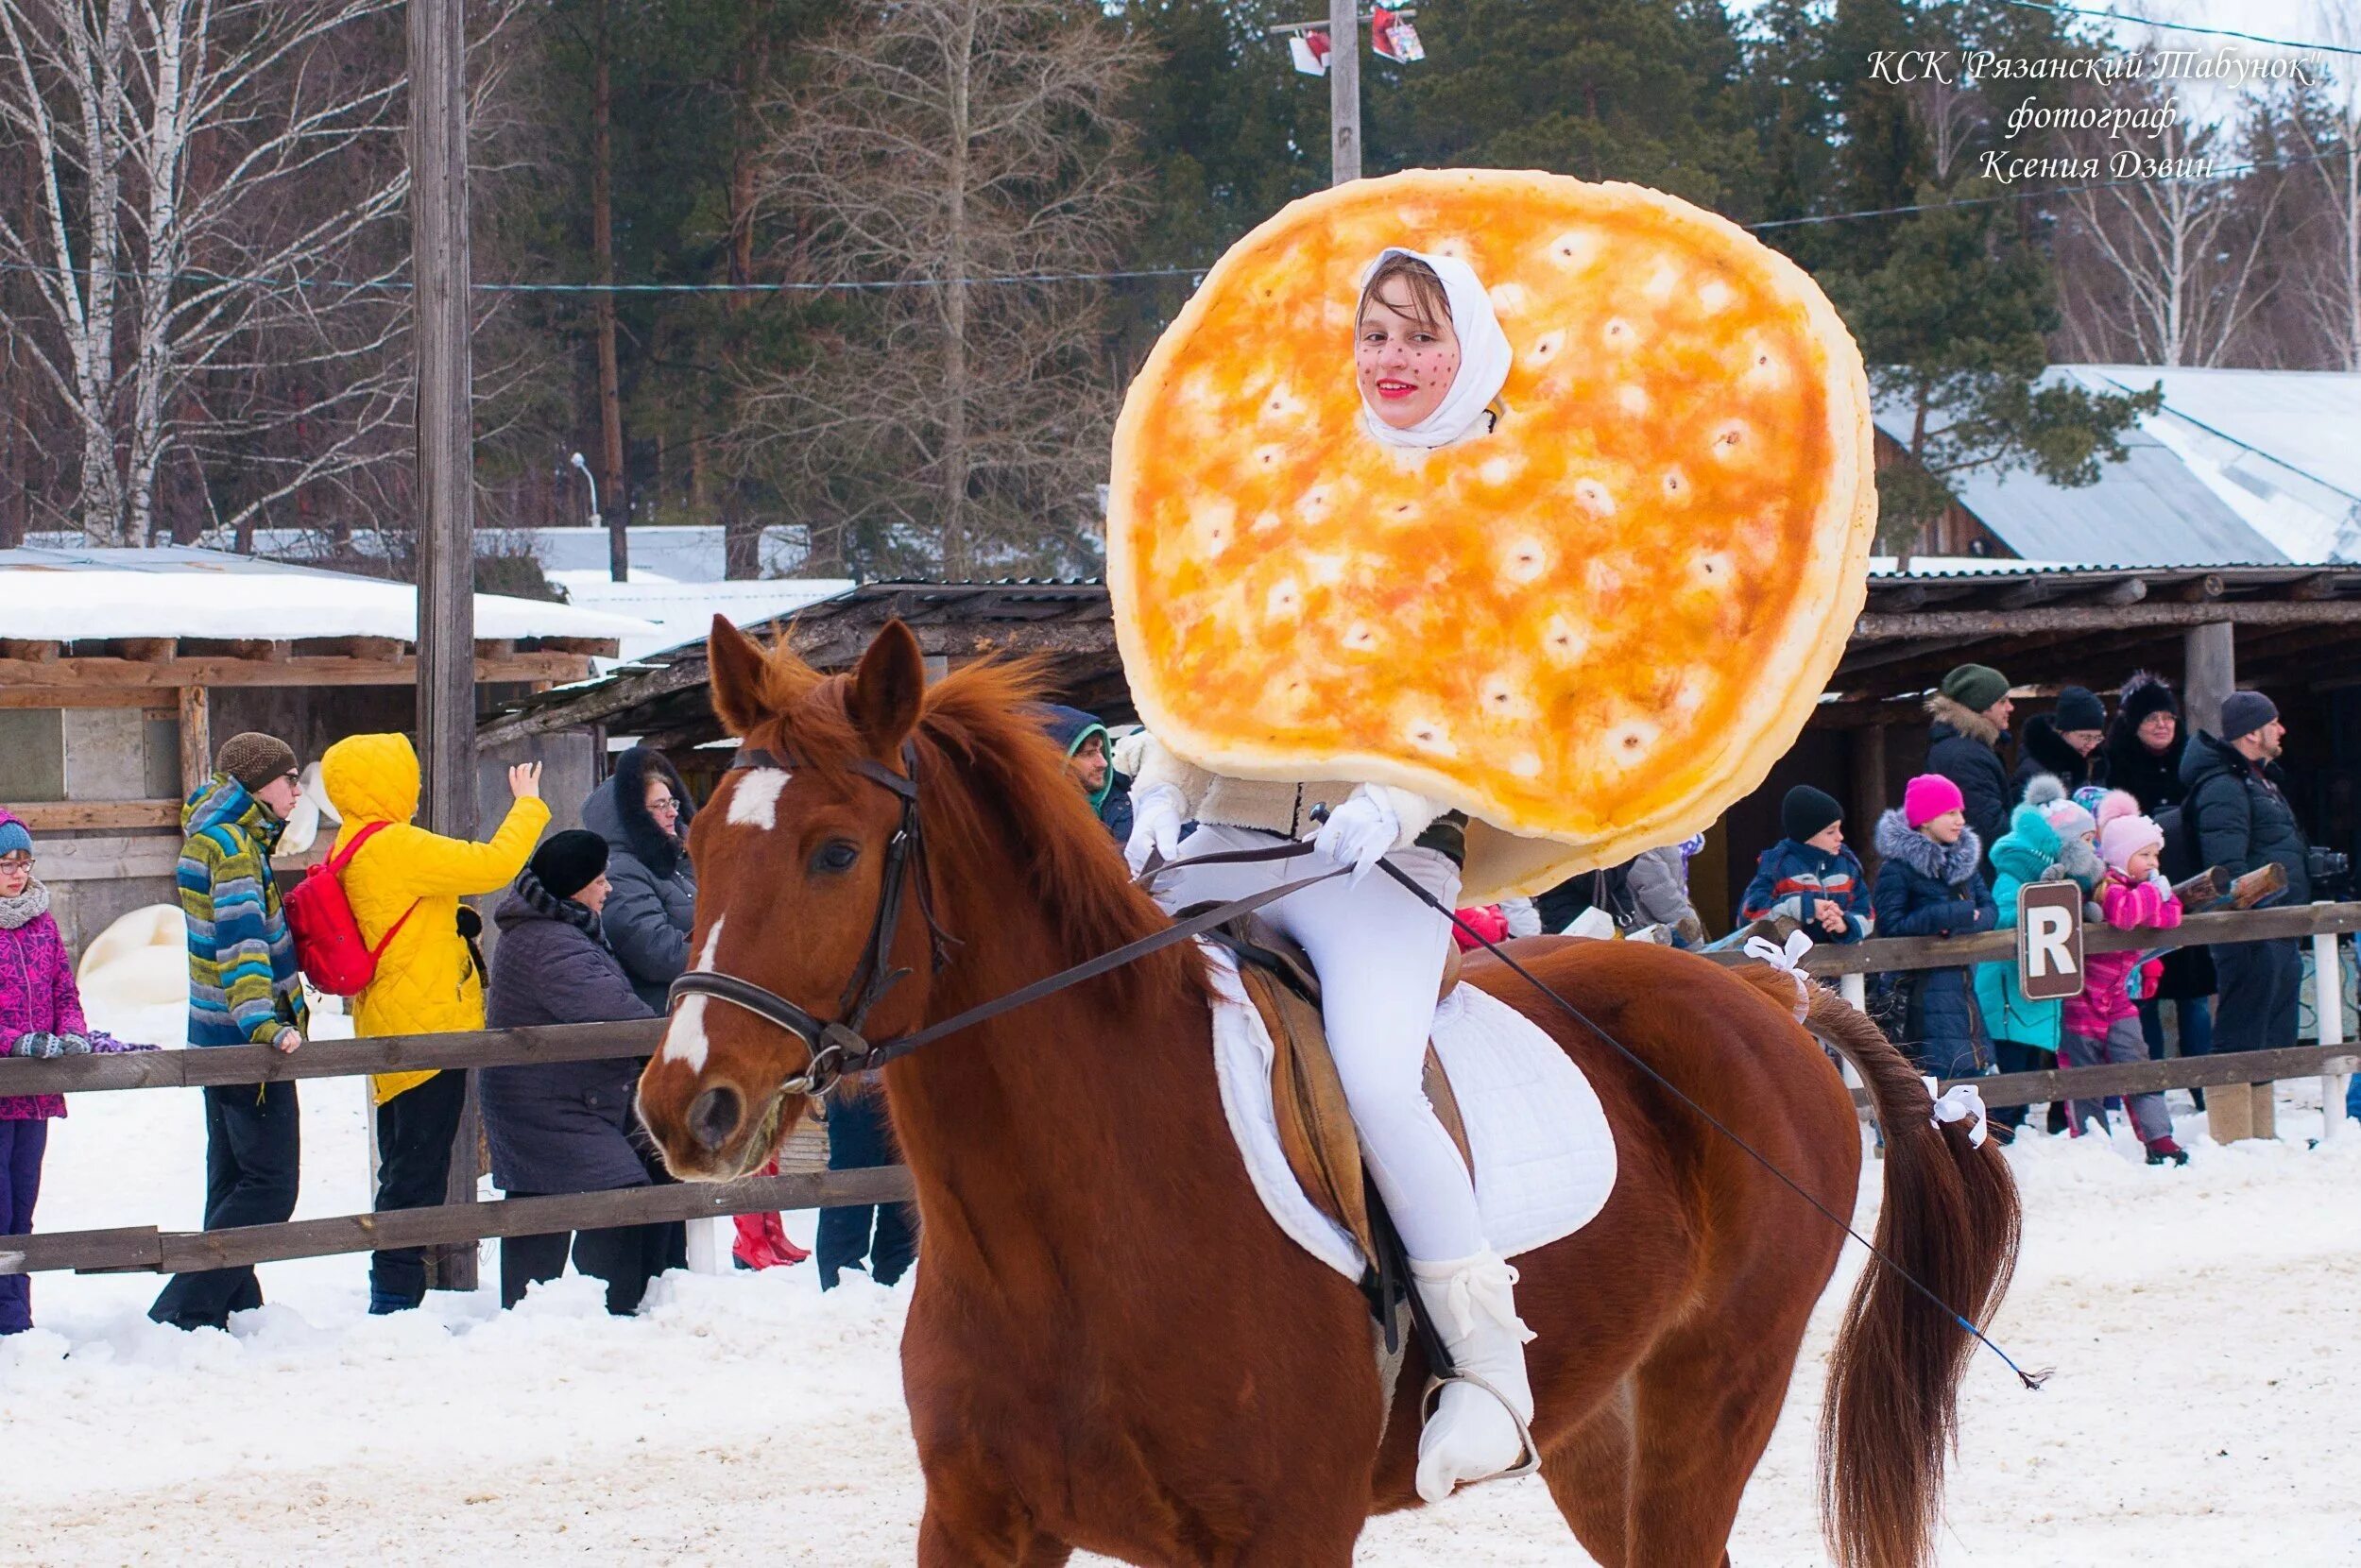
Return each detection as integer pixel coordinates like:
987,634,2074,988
1356,247,1514,451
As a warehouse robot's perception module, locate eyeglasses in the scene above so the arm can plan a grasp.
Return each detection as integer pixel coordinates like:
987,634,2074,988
648,796,681,815
0,857,32,873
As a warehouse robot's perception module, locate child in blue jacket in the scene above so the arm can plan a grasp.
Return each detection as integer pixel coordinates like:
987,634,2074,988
1741,786,1873,943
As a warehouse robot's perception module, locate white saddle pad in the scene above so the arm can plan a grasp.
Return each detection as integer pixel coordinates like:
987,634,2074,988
1205,944,1618,1280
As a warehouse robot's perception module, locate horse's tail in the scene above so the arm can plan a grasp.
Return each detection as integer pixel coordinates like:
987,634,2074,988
1805,982,2021,1568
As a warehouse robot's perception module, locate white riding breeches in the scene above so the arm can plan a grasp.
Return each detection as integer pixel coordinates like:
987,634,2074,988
1155,823,1488,1263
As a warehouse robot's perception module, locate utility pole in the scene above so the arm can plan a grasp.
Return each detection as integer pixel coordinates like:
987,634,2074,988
409,0,481,1292
1328,0,1360,185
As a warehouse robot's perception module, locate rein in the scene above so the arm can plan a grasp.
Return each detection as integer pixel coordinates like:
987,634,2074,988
667,745,1341,1097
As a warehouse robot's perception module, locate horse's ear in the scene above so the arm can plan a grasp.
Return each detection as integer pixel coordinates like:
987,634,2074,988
707,614,772,737
847,621,926,752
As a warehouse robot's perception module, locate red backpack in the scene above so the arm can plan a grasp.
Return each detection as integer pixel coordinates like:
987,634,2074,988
284,821,418,997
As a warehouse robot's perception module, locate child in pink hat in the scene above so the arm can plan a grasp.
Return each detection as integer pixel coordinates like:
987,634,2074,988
2061,812,2189,1165
1872,774,1996,1081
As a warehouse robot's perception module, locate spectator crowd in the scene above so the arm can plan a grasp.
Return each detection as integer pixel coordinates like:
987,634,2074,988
0,665,2344,1336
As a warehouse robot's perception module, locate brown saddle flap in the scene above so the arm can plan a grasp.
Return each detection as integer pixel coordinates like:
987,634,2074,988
1238,958,1474,1270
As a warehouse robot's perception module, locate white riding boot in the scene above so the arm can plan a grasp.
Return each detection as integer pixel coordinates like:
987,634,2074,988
1410,1249,1538,1503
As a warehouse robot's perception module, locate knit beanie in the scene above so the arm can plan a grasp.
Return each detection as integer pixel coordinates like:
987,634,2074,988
2219,690,2278,741
2091,788,2141,832
2052,685,2106,733
528,829,609,901
2116,671,2178,727
2041,798,2096,842
0,817,30,859
1781,785,1844,844
214,732,299,792
2099,814,2164,876
1941,664,2011,714
1903,773,1965,828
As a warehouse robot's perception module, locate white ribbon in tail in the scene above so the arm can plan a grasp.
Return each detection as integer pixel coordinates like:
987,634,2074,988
1743,929,1815,1021
1923,1076,1991,1149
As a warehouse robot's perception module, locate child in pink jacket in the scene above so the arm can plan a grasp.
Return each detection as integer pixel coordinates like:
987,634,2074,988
2061,813,2188,1165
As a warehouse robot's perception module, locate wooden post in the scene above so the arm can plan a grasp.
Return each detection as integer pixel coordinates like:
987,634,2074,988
1328,0,1360,184
1848,725,1888,872
176,687,210,796
410,0,481,1292
2183,621,2233,737
2316,918,2346,1143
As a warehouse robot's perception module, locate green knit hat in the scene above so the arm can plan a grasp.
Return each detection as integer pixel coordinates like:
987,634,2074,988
1942,664,2011,714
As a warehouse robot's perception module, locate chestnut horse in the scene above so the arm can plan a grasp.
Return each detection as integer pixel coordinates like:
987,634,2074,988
638,617,2020,1568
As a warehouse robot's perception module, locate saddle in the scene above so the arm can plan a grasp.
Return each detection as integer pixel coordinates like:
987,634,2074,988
1203,914,1473,1268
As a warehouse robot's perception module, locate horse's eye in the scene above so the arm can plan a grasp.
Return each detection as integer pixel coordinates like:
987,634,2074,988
812,840,861,875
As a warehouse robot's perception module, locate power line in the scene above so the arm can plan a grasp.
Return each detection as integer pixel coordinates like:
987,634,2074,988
1999,0,2361,57
0,147,2340,297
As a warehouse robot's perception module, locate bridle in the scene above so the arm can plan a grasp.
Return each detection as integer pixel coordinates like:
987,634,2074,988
666,736,1343,1099
667,739,954,1098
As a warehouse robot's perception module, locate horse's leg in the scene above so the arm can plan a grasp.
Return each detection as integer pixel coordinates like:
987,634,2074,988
916,1504,1071,1568
1537,1379,1637,1568
1621,1326,1801,1568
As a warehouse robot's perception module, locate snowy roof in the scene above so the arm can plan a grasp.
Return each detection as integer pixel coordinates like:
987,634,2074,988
1872,378,2286,567
0,546,659,644
2068,366,2361,565
550,573,856,660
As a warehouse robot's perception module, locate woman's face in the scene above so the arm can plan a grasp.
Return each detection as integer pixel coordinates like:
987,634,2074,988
578,872,611,916
2138,709,2177,752
644,775,683,833
1356,284,1461,431
0,854,30,895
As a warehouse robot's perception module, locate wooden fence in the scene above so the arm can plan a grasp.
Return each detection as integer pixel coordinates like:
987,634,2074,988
2,902,2352,1280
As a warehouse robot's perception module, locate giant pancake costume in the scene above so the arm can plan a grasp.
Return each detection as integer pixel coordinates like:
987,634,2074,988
1107,168,1876,900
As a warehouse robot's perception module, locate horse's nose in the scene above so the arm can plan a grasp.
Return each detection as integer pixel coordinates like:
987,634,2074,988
688,1085,743,1151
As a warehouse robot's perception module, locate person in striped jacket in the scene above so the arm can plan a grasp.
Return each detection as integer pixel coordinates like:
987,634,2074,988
149,732,309,1333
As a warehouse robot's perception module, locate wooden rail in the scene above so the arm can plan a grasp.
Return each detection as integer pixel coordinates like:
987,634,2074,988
0,1162,915,1276
1711,900,2361,978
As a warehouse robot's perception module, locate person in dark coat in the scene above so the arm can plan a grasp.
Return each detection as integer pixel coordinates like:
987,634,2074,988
583,746,697,1016
2010,685,2105,800
2095,672,2214,1065
1039,705,1133,845
1871,775,1997,1080
481,830,683,1314
2182,693,2311,1062
816,1080,917,1292
1924,663,2014,875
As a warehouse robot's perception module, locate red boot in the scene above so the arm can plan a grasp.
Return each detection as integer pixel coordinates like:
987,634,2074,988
730,1160,812,1269
760,1209,810,1266
2144,1136,2190,1167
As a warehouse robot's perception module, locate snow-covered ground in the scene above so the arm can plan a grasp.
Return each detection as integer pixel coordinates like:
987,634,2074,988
6,992,2359,1565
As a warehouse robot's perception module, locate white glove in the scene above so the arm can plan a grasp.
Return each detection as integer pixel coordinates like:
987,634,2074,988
1311,789,1401,881
2147,869,2174,895
1125,784,1186,877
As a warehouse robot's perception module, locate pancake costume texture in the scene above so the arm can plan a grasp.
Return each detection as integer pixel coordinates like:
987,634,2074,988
1104,169,1878,1504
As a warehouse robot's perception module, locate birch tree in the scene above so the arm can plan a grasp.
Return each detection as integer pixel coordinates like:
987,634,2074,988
0,0,521,546
2045,71,2282,366
2268,6,2359,370
739,0,1145,577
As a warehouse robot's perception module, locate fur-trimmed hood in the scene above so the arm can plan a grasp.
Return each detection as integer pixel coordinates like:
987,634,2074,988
2017,713,2089,783
583,746,693,879
1925,692,2003,749
1874,808,1983,886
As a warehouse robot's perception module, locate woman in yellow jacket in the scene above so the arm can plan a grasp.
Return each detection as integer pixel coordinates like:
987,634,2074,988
320,734,550,1313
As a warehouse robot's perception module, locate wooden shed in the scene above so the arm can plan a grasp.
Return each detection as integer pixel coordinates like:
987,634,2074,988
0,546,652,947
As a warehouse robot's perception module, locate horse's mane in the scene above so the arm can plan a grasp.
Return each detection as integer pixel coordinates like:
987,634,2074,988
735,644,1207,1016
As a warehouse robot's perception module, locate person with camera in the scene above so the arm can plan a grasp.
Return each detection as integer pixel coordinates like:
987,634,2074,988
2181,692,2326,1067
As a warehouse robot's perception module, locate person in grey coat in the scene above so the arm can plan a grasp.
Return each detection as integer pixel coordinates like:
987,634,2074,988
583,746,697,1015
481,830,680,1314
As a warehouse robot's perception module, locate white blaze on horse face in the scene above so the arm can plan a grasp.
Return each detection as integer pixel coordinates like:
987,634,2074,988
725,767,792,830
660,915,728,1072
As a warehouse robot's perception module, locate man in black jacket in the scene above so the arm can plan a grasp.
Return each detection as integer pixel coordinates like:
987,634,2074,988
2182,691,2310,1059
1924,663,2014,874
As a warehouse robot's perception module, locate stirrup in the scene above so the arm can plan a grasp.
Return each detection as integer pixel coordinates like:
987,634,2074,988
1419,1371,1543,1488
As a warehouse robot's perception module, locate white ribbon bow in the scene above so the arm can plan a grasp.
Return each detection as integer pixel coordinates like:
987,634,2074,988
1923,1076,1991,1149
1743,929,1816,1021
